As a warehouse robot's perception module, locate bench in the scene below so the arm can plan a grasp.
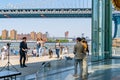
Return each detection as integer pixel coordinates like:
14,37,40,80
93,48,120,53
0,70,21,80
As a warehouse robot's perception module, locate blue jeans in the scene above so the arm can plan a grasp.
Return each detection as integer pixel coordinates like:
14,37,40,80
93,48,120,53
36,47,40,54
74,59,83,76
56,49,60,58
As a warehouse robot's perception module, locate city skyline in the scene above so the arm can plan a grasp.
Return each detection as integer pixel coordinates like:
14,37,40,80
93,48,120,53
1,29,48,40
0,18,92,38
0,29,74,39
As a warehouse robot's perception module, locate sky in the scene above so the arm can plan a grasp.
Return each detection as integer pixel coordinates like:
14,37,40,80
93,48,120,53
0,0,114,39
0,0,92,9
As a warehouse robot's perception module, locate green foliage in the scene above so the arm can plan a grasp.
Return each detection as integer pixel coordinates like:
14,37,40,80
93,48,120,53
47,39,69,43
0,36,1,39
59,39,69,43
47,39,55,43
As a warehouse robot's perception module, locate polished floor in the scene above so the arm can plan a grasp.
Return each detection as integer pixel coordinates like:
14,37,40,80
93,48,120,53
16,58,120,80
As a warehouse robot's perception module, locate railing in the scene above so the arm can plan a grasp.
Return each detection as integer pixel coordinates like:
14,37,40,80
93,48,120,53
112,47,120,56
0,9,92,14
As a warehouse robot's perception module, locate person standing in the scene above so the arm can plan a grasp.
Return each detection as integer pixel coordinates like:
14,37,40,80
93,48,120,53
32,47,37,57
73,37,84,79
48,48,53,58
39,38,45,56
19,37,28,68
81,38,89,79
1,48,6,60
55,39,60,58
36,38,41,57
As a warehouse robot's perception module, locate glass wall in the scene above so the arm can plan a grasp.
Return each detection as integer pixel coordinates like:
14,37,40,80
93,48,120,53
92,0,112,61
92,0,105,61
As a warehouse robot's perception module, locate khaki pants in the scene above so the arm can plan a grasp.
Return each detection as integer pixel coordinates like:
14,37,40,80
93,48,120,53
82,54,88,79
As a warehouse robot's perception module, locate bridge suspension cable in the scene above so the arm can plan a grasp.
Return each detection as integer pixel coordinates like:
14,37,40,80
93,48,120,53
1,0,92,9
87,0,89,8
83,0,85,8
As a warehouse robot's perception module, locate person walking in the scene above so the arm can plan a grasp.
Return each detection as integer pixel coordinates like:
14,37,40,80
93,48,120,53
73,37,85,79
55,39,60,58
19,37,28,68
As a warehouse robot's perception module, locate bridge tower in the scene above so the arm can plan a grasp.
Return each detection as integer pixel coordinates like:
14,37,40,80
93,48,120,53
92,0,112,61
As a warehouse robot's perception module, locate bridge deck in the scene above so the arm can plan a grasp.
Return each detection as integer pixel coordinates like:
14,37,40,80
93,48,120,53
0,8,119,18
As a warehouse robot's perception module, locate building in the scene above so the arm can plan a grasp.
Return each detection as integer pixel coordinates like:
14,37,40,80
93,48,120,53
30,31,36,40
24,34,31,40
17,33,23,40
45,32,49,38
112,38,120,47
10,29,17,40
2,29,8,40
36,32,42,39
65,31,69,38
42,34,47,41
17,33,31,40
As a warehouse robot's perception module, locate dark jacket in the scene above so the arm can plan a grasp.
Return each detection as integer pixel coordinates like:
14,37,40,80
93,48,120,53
19,41,28,54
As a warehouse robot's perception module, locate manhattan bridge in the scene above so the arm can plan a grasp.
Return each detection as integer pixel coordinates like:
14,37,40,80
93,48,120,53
0,0,120,80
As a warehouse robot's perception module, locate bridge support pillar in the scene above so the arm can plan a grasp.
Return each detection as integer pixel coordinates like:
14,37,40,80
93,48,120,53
92,0,112,61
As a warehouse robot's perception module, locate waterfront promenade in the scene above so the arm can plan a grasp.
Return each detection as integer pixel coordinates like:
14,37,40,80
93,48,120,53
0,53,74,79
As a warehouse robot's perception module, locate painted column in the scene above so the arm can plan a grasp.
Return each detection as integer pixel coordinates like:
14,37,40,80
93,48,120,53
92,0,99,61
104,0,112,59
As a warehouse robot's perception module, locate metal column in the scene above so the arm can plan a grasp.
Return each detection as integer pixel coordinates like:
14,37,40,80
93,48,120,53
104,0,112,59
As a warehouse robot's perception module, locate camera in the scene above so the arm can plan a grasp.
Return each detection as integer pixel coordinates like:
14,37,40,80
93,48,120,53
7,42,11,47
